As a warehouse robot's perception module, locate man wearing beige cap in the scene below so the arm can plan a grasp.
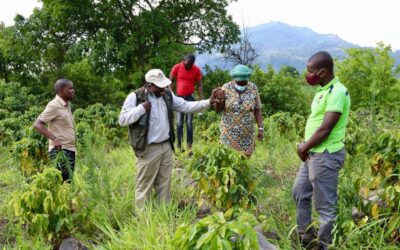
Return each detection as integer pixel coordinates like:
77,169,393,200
119,69,220,208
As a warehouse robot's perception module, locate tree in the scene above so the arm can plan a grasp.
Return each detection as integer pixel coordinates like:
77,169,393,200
31,0,241,74
336,42,399,132
223,26,259,67
250,65,309,116
0,0,240,106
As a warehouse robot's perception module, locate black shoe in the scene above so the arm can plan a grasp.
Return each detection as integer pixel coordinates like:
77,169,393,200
299,227,318,249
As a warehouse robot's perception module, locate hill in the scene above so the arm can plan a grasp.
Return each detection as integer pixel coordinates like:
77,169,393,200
196,21,399,71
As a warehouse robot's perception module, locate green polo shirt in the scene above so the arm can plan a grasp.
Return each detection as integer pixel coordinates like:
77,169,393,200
305,77,351,153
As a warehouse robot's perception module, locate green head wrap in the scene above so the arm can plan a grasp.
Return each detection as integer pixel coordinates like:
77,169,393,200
230,64,251,81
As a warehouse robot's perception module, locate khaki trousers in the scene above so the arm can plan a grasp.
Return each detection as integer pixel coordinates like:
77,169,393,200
135,141,173,208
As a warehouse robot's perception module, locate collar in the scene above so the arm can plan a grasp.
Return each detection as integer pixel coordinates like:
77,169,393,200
55,95,68,107
319,77,339,91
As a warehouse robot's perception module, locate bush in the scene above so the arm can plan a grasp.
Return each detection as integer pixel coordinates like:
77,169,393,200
172,210,259,250
12,168,74,246
264,112,305,141
350,130,400,244
251,65,310,116
187,143,260,211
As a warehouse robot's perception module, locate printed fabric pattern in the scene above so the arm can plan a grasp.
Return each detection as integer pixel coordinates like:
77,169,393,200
220,81,261,155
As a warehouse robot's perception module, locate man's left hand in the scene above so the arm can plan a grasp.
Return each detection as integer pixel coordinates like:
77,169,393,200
297,143,309,162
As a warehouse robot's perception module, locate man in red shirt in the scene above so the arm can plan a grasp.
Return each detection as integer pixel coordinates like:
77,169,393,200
169,54,203,151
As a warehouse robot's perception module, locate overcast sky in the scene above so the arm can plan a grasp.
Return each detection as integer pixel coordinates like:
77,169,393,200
1,0,399,50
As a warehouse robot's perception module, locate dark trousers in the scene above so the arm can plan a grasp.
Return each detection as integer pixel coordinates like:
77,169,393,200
49,149,76,182
176,94,195,148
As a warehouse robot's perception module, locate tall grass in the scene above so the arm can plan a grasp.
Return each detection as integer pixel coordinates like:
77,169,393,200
1,111,399,249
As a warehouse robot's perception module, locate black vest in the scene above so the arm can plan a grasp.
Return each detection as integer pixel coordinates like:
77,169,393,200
128,87,175,156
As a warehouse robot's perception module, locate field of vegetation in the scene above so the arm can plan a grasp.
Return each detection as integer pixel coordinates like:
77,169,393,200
1,1,400,249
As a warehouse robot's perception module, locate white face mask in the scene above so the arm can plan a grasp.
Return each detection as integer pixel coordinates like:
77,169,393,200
235,83,247,92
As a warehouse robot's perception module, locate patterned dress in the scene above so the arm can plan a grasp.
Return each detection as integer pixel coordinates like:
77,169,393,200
220,81,262,156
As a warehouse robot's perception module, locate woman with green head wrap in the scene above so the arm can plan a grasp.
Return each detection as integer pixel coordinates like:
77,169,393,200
213,64,264,157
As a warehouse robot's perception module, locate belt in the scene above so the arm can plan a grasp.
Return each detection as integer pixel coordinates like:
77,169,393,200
150,138,170,145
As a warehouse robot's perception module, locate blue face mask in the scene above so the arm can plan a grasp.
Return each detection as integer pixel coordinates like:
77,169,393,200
235,83,247,92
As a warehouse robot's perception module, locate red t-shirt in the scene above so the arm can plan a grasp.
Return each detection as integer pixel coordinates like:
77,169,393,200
170,62,202,96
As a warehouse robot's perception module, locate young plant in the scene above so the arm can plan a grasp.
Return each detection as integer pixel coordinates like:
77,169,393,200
172,210,259,250
187,143,260,211
12,167,74,246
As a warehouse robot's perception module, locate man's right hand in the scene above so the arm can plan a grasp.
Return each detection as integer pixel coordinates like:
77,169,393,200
142,101,151,111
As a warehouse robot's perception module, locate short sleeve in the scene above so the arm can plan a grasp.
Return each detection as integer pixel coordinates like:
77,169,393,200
326,89,346,113
170,64,178,78
38,104,57,123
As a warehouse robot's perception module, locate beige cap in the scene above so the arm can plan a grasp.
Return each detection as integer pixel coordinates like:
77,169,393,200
145,69,171,88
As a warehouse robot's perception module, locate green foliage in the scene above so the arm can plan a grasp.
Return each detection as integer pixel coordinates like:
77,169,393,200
74,103,126,148
0,81,37,113
202,65,232,97
0,0,239,85
337,43,399,112
62,59,128,107
341,130,400,246
264,112,305,141
251,65,310,116
194,111,221,143
279,65,300,78
187,143,260,210
12,168,73,245
172,211,259,250
12,126,48,176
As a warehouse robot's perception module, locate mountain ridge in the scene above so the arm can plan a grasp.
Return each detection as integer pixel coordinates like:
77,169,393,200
196,21,399,72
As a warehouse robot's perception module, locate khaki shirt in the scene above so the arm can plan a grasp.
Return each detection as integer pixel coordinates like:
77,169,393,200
38,95,76,152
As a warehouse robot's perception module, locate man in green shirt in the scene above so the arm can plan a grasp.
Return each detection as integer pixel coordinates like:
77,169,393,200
292,51,351,250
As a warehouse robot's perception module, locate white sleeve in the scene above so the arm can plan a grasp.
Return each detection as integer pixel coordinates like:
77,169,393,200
118,92,146,126
171,92,210,113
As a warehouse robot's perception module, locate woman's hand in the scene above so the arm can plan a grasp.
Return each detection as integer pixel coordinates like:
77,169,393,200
257,128,264,141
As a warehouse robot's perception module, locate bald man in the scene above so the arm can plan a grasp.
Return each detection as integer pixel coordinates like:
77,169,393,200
292,51,351,249
34,79,76,181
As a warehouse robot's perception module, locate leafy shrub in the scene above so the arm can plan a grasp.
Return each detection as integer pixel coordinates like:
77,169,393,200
74,103,126,147
352,130,400,243
0,117,23,146
202,65,232,98
172,210,259,250
251,65,310,116
264,112,305,140
12,126,48,176
0,108,10,120
187,143,260,210
12,168,74,245
0,81,37,113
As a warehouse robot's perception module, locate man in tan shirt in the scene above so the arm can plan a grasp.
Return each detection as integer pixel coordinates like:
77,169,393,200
34,79,76,181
